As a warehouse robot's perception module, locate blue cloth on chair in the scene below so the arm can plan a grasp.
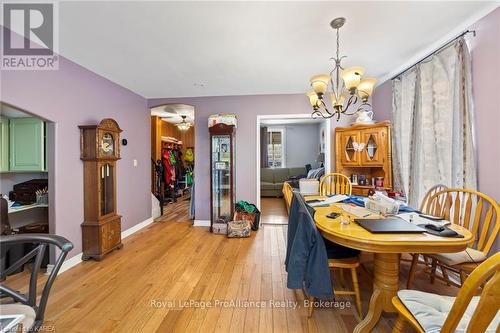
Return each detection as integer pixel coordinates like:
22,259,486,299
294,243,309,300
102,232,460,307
285,192,334,300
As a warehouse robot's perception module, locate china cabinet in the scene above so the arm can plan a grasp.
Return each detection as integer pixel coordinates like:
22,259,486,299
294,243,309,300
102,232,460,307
79,118,122,260
335,121,392,196
209,123,235,232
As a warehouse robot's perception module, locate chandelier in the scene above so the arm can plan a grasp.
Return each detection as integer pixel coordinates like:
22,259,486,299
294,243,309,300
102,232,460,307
306,17,377,120
176,115,191,131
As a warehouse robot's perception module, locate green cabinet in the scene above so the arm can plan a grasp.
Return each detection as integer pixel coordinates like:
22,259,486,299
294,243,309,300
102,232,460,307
0,118,9,172
9,118,45,171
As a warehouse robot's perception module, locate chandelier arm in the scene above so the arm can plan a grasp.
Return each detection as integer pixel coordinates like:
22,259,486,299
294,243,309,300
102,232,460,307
343,94,356,110
311,100,336,119
356,102,373,113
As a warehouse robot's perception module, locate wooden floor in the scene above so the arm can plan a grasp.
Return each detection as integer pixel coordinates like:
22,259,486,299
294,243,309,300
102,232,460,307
260,198,288,225
4,202,461,333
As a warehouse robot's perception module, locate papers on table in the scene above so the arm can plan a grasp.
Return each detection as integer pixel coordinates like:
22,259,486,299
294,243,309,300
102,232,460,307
397,212,450,227
334,203,381,218
307,195,349,207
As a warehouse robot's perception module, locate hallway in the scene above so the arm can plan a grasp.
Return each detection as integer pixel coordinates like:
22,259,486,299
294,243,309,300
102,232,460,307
260,198,288,225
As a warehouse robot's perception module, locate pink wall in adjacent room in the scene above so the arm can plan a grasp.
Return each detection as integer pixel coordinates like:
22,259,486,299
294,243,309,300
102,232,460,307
1,29,151,258
149,95,353,221
370,7,500,204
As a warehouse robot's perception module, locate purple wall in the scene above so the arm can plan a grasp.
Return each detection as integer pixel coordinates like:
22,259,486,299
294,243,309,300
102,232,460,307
149,95,353,220
1,29,151,258
370,7,500,204
371,80,393,122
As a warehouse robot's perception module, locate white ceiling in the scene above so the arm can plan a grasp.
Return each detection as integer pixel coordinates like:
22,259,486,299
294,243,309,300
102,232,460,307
150,104,194,124
58,1,499,99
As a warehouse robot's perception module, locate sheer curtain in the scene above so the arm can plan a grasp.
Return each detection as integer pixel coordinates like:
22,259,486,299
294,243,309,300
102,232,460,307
392,37,477,207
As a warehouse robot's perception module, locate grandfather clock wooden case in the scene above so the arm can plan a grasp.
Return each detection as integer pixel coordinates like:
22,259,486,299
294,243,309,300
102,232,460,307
79,119,123,260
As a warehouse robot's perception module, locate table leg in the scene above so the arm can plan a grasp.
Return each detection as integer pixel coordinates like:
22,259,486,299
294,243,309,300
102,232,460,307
354,253,400,333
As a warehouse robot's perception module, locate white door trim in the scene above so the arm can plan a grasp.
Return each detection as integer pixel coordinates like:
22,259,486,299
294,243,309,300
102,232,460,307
256,114,331,210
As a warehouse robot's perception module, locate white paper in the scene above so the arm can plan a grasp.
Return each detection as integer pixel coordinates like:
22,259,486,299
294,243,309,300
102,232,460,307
397,212,450,226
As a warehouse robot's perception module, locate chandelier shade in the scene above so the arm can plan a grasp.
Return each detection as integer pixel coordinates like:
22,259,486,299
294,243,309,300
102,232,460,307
340,66,365,90
309,74,330,95
306,91,319,109
357,78,377,101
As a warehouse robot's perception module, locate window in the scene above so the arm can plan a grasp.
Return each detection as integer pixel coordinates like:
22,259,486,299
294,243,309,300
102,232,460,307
267,128,285,168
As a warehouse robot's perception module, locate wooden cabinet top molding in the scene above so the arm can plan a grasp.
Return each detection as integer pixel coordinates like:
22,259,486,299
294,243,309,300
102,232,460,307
335,120,391,132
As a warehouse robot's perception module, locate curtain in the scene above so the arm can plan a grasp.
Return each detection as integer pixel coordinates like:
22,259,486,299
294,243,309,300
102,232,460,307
260,126,268,168
392,37,477,207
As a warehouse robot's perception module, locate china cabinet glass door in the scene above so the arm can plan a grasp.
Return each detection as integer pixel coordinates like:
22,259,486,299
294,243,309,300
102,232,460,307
211,135,232,223
341,131,361,166
361,130,384,166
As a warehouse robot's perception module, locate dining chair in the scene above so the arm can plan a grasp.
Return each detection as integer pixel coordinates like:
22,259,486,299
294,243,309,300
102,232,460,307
406,184,448,288
282,182,294,213
407,188,499,288
392,252,500,333
319,173,352,196
419,184,449,212
0,234,73,331
307,257,363,318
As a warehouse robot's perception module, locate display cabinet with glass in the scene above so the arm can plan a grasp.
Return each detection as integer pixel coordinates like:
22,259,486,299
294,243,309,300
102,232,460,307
209,123,236,231
79,119,123,260
335,121,392,196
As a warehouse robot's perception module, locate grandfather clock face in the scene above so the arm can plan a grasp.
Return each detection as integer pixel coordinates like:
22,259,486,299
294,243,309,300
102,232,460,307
100,132,115,157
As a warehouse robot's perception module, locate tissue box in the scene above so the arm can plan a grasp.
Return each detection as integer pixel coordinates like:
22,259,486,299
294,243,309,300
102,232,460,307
299,179,319,196
365,198,400,215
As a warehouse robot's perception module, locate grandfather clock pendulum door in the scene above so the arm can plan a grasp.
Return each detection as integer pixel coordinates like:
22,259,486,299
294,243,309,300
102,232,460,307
209,123,236,231
79,118,123,260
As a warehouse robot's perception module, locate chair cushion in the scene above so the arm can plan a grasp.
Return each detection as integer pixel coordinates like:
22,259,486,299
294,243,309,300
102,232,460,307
0,303,36,330
398,290,500,333
431,248,487,266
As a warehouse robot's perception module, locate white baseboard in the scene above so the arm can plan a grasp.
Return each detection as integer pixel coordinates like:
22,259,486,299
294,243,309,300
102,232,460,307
193,219,210,227
121,216,154,239
58,216,154,275
59,252,82,274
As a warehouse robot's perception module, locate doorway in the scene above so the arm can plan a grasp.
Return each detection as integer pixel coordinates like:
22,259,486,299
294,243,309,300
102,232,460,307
150,104,195,222
256,114,331,224
1,102,54,268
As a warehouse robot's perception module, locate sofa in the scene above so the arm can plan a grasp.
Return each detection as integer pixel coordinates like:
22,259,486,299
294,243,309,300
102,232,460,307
261,167,307,197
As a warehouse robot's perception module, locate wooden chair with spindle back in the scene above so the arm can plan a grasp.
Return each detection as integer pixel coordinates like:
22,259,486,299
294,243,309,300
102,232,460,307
319,173,352,196
392,252,500,333
282,182,294,213
406,184,449,288
407,188,500,288
419,184,449,212
309,173,362,318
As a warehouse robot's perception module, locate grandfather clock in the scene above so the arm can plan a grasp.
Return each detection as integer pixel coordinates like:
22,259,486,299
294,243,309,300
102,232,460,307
79,118,122,260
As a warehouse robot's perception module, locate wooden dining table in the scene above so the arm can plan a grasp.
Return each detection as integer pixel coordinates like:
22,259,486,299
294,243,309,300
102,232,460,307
308,197,473,333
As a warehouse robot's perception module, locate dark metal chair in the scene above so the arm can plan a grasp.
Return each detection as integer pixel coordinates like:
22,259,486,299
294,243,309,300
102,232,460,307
0,234,73,331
